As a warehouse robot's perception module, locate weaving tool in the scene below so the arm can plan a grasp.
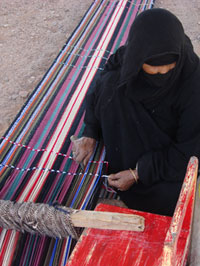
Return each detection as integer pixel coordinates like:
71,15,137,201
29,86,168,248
0,200,145,239
67,157,198,266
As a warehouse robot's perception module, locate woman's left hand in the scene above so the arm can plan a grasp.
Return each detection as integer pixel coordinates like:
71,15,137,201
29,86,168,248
108,169,138,191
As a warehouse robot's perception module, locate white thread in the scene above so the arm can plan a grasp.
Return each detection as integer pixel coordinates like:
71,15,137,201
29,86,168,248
53,0,153,59
102,175,117,194
0,163,104,178
55,1,153,69
104,0,153,7
63,61,104,71
64,43,111,56
57,50,109,63
1,137,108,164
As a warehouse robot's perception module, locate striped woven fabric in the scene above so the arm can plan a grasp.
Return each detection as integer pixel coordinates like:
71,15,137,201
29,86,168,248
0,0,154,265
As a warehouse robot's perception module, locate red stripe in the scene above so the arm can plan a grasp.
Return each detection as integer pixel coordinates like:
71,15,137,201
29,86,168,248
23,0,125,202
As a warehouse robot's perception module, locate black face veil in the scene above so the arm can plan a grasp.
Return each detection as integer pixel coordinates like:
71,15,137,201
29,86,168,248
120,8,199,103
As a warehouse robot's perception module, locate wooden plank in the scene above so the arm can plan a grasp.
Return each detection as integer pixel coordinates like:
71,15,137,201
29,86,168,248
71,210,145,231
67,157,198,266
159,156,198,266
67,204,172,266
189,177,200,266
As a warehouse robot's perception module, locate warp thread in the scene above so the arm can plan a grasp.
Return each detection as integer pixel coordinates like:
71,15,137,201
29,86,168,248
99,0,153,10
65,43,112,55
0,163,107,177
62,62,104,71
1,163,113,193
100,0,153,7
0,200,78,239
17,1,153,74
1,137,108,165
102,175,117,194
0,163,114,194
57,50,108,62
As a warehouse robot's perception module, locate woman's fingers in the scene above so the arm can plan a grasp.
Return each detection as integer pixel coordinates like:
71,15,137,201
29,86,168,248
82,150,95,166
75,150,87,164
108,174,120,187
108,170,136,191
70,136,96,166
108,174,120,181
70,135,78,142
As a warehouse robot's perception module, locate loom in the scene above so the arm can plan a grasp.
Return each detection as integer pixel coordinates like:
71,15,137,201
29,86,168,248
0,200,145,239
0,0,155,265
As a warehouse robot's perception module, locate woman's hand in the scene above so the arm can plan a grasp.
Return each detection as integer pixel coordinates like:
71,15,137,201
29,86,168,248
108,169,138,191
70,136,96,167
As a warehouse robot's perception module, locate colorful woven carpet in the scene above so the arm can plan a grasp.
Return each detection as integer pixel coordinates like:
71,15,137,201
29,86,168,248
0,0,154,265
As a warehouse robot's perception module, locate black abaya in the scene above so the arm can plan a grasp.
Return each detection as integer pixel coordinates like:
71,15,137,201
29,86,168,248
83,9,200,216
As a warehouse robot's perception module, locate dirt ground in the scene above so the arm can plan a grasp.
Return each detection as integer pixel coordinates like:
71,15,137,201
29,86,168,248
154,0,200,55
0,0,200,137
0,0,92,136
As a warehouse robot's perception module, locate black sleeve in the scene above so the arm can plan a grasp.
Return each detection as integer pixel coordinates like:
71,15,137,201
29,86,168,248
137,87,200,186
102,45,125,74
83,46,126,140
82,79,102,140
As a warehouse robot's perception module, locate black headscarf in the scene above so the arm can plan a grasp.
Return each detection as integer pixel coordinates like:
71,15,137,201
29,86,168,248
119,8,199,104
83,8,200,215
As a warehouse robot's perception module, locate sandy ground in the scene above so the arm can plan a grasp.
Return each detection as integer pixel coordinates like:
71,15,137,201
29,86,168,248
0,0,200,264
0,0,93,136
154,0,200,55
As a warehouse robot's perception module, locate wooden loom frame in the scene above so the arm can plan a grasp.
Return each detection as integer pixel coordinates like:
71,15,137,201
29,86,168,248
66,157,198,266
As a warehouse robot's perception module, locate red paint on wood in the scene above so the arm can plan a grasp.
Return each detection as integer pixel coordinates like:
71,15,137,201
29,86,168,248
67,205,171,266
159,157,198,265
67,157,198,266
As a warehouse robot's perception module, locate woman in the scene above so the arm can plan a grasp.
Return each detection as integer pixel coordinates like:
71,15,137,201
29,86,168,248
71,8,200,216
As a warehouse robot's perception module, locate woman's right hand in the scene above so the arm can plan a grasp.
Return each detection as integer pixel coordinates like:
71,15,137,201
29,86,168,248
70,136,96,167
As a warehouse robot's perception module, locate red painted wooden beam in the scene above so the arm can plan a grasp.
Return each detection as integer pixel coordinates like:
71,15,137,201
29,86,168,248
67,157,198,266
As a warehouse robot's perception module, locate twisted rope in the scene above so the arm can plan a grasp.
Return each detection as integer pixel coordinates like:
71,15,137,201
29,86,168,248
0,200,78,239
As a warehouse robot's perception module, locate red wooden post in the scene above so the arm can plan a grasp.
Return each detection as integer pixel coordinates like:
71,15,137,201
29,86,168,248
159,157,198,266
66,157,198,266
